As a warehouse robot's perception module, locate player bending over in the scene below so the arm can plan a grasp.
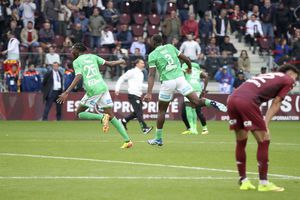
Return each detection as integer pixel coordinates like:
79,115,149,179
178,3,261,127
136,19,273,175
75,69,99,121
227,64,299,192
181,62,209,135
57,43,133,149
144,34,227,146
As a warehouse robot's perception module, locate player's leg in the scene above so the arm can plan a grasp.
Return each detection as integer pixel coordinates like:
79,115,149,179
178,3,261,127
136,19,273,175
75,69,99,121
147,100,169,146
252,130,284,192
196,105,208,134
176,77,227,112
185,101,197,134
76,94,105,121
181,102,191,134
42,93,56,120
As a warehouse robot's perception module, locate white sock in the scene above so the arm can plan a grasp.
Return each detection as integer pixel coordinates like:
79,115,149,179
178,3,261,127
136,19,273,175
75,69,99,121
259,180,269,185
241,177,248,183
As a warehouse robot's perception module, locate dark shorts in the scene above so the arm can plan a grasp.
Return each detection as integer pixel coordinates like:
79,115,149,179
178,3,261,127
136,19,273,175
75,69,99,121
227,96,267,132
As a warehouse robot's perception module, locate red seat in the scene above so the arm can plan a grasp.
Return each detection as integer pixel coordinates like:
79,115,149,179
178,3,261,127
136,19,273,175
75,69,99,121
132,25,144,37
54,35,65,48
148,14,160,25
133,13,146,25
119,13,131,25
147,25,159,36
166,2,177,13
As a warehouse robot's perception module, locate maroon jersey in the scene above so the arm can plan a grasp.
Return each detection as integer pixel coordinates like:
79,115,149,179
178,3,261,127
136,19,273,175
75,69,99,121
230,72,295,105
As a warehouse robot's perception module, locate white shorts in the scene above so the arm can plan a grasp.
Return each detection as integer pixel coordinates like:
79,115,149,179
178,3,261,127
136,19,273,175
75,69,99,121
184,91,201,102
80,90,113,109
159,76,194,102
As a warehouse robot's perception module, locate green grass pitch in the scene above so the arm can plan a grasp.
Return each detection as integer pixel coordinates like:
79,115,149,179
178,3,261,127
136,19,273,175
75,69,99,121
0,120,299,200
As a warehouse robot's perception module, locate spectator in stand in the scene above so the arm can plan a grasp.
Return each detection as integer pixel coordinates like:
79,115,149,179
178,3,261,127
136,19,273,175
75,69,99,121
180,34,202,62
275,2,291,39
260,0,276,40
171,37,180,49
181,13,199,39
1,31,20,62
42,61,63,121
228,4,247,37
245,14,264,50
233,70,246,89
177,0,191,23
70,23,84,44
19,0,36,27
39,22,55,50
100,26,115,51
89,0,105,11
57,3,72,37
8,8,22,28
129,48,143,69
112,43,128,79
161,10,181,43
89,7,106,49
130,36,146,58
204,50,220,78
4,20,21,42
247,4,260,19
198,12,213,45
220,36,237,56
22,64,41,92
5,64,19,92
64,63,75,90
214,65,234,94
238,50,251,79
74,11,89,34
191,0,211,18
103,0,119,25
10,0,21,11
0,1,8,43
45,46,61,66
205,37,220,56
274,38,291,64
66,0,86,12
219,50,235,70
62,36,73,49
31,46,45,69
156,0,167,19
43,0,61,33
116,24,133,49
20,21,39,48
214,9,229,46
291,29,300,62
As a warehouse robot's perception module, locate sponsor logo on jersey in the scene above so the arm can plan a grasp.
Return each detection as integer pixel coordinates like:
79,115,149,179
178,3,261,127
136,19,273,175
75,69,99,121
244,121,252,127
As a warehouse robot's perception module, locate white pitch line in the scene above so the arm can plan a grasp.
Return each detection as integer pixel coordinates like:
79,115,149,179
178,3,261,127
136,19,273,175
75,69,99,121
0,153,299,180
0,176,296,180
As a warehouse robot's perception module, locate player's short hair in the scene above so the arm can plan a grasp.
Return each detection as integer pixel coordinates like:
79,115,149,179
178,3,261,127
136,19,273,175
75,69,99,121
135,58,144,65
278,64,300,78
151,34,163,46
72,43,87,52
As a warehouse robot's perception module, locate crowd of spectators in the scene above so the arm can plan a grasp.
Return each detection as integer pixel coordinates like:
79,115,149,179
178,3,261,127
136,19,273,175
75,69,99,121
0,0,300,94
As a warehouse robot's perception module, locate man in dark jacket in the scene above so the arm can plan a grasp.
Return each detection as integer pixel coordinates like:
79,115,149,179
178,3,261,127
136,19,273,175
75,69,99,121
42,62,63,120
220,36,237,56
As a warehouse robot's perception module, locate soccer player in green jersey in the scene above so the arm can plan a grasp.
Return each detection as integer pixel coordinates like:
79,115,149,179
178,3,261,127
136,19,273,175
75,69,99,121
57,43,133,149
144,35,227,146
181,62,209,135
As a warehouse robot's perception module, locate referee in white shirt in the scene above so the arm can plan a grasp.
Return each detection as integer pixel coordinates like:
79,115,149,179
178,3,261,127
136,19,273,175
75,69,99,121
115,59,153,134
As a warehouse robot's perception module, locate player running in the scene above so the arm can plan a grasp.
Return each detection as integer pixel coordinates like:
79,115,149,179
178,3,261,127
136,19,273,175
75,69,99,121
227,64,299,192
144,34,227,146
181,62,209,135
57,43,133,149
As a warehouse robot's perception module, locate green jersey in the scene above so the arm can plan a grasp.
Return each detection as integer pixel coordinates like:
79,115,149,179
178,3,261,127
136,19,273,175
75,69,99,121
182,62,202,92
73,54,108,97
148,44,184,81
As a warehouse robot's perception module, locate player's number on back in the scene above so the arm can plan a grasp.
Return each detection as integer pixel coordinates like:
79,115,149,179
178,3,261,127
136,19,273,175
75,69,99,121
84,65,97,78
164,54,176,71
247,73,284,87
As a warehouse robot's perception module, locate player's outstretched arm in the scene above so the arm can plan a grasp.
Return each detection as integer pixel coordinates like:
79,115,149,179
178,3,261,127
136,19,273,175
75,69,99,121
57,74,83,104
144,67,156,102
178,53,192,73
265,96,282,130
105,59,126,67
